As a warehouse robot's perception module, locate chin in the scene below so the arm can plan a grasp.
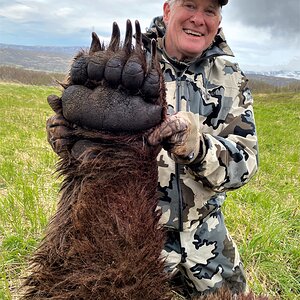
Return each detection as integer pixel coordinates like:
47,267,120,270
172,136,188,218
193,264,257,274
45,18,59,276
181,44,207,58
181,49,205,59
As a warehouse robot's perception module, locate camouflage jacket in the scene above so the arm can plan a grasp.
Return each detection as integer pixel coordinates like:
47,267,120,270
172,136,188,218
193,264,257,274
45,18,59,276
143,17,258,232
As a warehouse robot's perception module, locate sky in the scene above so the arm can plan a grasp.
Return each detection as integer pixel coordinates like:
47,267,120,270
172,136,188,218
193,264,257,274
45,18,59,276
0,0,300,71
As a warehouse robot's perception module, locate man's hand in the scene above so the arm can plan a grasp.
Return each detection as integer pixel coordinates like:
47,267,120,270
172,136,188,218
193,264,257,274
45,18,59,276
147,111,201,164
46,95,77,157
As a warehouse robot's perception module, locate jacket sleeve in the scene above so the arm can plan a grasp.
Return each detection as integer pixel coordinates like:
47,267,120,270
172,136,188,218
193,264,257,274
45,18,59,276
188,82,259,193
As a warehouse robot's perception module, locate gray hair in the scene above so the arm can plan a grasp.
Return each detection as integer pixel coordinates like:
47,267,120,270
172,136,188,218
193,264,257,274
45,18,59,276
166,0,222,13
166,0,178,6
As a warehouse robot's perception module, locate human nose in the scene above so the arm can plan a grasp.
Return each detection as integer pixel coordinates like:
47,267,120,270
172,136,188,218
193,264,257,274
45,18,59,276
189,10,205,26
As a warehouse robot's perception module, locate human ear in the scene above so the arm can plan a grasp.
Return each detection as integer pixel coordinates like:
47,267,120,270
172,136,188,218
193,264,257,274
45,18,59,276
163,2,171,24
218,14,222,27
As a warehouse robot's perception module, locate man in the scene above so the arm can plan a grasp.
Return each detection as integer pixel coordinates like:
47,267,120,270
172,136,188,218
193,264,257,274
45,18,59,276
48,0,258,297
144,0,258,296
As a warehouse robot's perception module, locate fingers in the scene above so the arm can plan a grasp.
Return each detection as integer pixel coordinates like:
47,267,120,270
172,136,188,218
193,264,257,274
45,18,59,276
47,122,74,139
46,114,73,129
147,115,189,146
47,127,75,156
46,114,76,155
48,136,74,155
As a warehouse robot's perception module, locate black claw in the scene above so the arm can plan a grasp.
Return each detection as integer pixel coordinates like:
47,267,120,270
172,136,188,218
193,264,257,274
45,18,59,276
55,79,68,89
142,39,160,99
123,19,133,54
89,32,102,54
151,39,157,65
108,22,120,51
135,20,142,50
146,39,157,73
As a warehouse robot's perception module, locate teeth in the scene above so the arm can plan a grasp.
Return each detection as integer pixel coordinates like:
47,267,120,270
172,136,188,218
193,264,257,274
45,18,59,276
184,29,204,37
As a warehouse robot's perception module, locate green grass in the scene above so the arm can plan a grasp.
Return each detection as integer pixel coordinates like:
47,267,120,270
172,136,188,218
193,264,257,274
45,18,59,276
223,92,300,299
0,84,299,299
0,83,61,299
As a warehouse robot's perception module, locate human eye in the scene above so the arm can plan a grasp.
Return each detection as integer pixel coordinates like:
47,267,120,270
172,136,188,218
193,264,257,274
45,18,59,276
182,1,196,10
204,7,218,16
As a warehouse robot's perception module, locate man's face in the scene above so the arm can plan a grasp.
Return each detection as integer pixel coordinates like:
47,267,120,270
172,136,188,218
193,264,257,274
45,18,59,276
163,0,222,60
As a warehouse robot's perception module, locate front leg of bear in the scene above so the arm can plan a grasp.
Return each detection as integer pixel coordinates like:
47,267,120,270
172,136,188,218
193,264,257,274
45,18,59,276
21,21,171,300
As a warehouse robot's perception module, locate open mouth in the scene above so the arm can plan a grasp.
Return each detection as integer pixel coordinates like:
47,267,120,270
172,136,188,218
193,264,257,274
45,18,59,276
183,29,204,37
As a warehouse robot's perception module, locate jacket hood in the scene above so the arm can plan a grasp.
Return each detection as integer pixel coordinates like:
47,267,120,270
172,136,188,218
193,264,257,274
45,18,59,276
142,16,234,64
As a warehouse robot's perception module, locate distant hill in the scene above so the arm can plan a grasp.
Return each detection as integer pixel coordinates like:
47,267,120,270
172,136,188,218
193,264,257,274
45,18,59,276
0,43,299,88
0,43,85,73
0,43,83,54
246,73,300,87
246,70,300,82
0,65,65,86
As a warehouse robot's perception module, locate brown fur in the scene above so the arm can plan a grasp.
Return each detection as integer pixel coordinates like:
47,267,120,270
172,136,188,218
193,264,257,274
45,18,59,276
22,132,171,299
22,20,171,300
191,286,274,300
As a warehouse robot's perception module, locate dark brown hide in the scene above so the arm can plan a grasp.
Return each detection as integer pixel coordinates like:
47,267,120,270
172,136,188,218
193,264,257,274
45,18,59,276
22,133,170,299
192,286,274,300
21,20,170,299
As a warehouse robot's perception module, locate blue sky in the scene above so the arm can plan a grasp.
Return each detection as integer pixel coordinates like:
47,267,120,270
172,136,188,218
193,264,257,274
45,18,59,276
0,0,300,71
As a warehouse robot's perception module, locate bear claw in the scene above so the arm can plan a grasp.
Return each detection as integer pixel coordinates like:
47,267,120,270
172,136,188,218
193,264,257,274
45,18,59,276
61,20,165,132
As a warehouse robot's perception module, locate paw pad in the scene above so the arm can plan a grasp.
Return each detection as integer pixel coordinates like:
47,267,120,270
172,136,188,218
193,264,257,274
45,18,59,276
61,20,165,132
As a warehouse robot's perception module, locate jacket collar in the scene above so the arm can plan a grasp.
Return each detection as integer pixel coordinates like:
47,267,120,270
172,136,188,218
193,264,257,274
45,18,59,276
142,16,234,67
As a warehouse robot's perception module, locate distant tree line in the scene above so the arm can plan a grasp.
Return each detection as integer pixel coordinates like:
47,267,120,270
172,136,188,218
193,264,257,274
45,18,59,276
248,77,300,93
0,65,65,86
1,65,300,93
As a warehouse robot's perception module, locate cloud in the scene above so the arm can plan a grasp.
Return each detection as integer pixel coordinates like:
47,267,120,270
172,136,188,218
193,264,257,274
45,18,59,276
0,0,161,45
225,0,300,44
220,0,300,69
0,3,35,20
0,0,299,70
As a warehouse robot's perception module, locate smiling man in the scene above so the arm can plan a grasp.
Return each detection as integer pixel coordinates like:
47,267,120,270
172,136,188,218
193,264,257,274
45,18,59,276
145,0,258,298
163,0,222,60
46,0,258,298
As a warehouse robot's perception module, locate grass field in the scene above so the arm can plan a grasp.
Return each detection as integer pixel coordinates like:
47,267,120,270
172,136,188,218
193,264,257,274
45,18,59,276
0,83,299,299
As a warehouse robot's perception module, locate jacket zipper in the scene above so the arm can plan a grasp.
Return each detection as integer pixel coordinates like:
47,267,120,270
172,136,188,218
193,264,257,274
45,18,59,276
176,76,184,232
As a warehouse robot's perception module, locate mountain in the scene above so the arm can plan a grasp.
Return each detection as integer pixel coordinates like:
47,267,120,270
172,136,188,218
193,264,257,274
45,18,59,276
246,70,300,81
0,43,84,73
0,43,83,55
0,43,299,85
246,73,300,88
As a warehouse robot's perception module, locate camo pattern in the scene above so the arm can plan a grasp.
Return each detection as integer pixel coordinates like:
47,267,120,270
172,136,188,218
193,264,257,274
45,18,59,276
143,17,258,232
161,205,247,295
142,17,258,293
